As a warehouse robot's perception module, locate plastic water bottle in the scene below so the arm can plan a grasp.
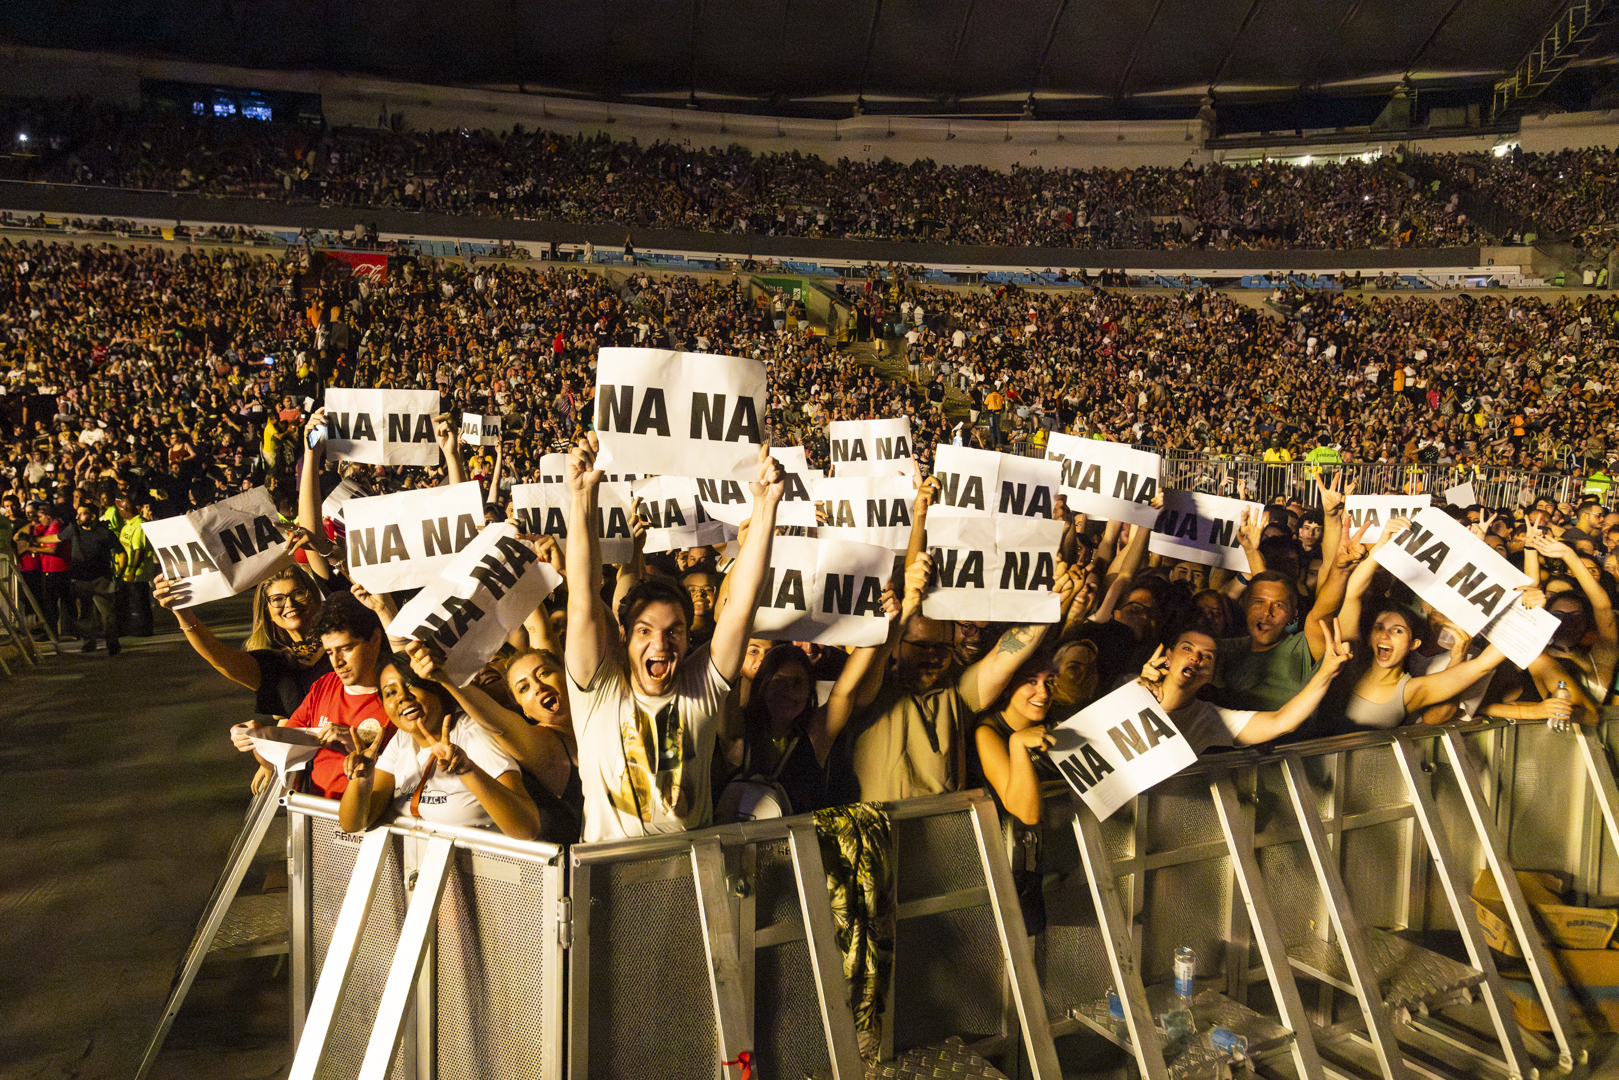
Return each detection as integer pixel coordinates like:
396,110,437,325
1174,946,1196,1001
1553,680,1572,733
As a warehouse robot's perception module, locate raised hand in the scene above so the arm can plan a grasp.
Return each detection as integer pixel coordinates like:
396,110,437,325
1237,507,1264,551
879,583,901,621
629,498,649,553
343,728,383,784
1376,515,1411,548
153,574,192,611
1315,470,1353,517
430,716,473,776
305,407,328,458
1318,617,1353,678
752,440,786,503
565,432,602,495
1335,519,1374,567
1515,583,1547,610
1468,513,1498,540
404,639,449,685
532,533,566,575
433,412,458,455
351,580,398,621
1529,532,1574,562
1137,645,1170,700
906,549,935,594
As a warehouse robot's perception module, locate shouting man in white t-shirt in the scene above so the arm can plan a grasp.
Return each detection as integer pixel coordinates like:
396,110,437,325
564,433,785,840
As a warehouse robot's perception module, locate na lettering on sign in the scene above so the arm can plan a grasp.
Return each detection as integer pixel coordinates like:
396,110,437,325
1371,506,1533,637
929,444,1061,521
460,413,502,446
923,515,1063,622
324,388,442,467
343,481,487,592
1344,494,1432,532
388,523,563,686
147,486,293,608
1147,490,1263,571
509,481,636,564
827,417,914,478
752,536,894,647
593,347,767,481
1045,432,1163,527
1049,682,1196,819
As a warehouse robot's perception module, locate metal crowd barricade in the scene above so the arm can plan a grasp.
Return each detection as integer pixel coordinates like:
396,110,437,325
276,790,1052,1080
283,794,566,1080
566,791,1056,1080
1034,717,1619,1080
142,713,1619,1079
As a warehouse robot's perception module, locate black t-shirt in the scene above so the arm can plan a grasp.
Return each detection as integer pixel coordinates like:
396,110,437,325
252,648,333,718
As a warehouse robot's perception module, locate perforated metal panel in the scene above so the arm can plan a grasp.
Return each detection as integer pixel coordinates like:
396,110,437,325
1145,776,1224,853
893,906,1005,1050
1142,856,1232,987
1340,820,1411,930
585,855,717,1080
1038,922,1112,1015
1341,745,1409,816
754,938,834,1080
310,821,408,1080
435,847,558,1080
894,812,983,902
1256,839,1326,948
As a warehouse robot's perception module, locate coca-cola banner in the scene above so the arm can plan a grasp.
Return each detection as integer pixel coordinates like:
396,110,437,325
321,250,388,283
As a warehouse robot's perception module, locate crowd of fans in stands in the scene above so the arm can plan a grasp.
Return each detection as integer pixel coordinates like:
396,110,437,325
0,97,1498,250
2,223,1617,877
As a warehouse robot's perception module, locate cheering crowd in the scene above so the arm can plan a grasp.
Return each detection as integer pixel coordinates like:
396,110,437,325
0,97,1499,250
0,226,1615,870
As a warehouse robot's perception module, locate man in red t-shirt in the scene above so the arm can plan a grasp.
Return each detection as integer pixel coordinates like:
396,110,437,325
236,593,393,797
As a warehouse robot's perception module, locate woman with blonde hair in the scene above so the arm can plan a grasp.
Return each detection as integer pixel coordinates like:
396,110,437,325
156,562,333,717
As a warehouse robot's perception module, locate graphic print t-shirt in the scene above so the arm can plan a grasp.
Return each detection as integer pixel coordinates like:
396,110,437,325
378,716,519,828
569,643,730,842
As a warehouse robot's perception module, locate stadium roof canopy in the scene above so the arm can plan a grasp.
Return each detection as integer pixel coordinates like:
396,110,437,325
5,0,1618,121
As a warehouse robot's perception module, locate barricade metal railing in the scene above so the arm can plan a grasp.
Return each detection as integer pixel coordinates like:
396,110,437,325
1000,443,1592,507
144,714,1619,1079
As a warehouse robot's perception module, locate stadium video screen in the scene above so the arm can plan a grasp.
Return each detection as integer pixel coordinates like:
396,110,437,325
140,79,322,125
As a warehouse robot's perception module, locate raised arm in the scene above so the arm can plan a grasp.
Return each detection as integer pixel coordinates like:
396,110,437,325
709,445,785,683
1335,516,1394,644
404,641,575,797
435,413,467,487
962,560,1078,715
1234,618,1353,744
1304,517,1371,660
1406,643,1508,711
486,439,505,506
563,434,610,689
813,583,903,759
155,575,264,690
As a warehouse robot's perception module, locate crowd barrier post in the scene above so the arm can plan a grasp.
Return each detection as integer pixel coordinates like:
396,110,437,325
136,776,291,1080
782,821,866,1078
356,835,455,1080
1389,737,1533,1079
1280,752,1418,1080
289,828,393,1080
1440,727,1579,1070
1209,772,1328,1080
1070,803,1173,1080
